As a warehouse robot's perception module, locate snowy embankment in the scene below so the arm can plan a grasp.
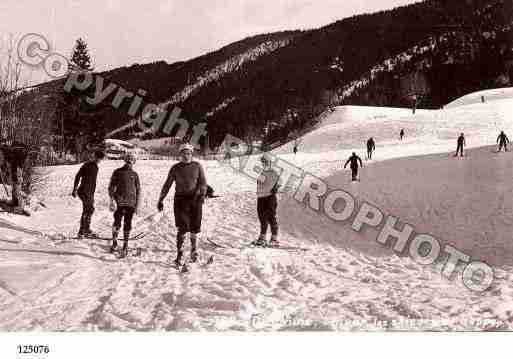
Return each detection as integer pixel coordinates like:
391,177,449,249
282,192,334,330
0,93,512,331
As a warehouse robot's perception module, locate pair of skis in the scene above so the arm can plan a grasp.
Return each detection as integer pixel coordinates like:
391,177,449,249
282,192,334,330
204,236,308,252
105,232,147,258
246,241,308,252
69,232,147,258
174,255,214,273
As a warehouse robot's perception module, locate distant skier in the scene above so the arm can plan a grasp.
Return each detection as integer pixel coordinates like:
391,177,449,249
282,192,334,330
344,152,363,181
497,131,509,152
253,153,281,247
455,133,466,157
293,144,298,155
108,152,141,257
400,129,405,141
366,137,375,160
157,143,207,266
72,150,105,238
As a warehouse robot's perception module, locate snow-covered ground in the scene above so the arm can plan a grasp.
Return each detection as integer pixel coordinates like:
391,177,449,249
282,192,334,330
1,91,513,331
445,87,513,108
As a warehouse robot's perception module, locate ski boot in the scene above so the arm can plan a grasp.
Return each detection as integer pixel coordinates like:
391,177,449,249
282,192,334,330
181,263,189,273
268,235,279,247
110,241,118,253
251,235,267,247
110,228,119,253
190,251,198,263
173,251,183,269
119,232,129,258
84,231,99,239
119,242,128,258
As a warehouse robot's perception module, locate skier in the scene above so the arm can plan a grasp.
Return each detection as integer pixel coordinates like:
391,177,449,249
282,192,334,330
253,153,281,247
293,144,298,155
455,133,466,157
157,143,207,266
497,131,509,152
400,129,405,141
72,150,105,238
108,152,141,257
344,152,363,181
366,137,375,160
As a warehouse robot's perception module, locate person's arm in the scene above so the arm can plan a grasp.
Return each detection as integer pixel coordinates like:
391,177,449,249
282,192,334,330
358,157,363,168
158,168,174,203
72,164,84,196
135,173,141,214
107,170,117,211
108,170,117,199
196,163,207,198
344,158,350,169
507,136,510,144
271,170,281,194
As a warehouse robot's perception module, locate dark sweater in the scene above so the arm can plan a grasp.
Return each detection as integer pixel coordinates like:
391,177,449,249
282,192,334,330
108,164,141,208
162,161,207,198
74,161,99,195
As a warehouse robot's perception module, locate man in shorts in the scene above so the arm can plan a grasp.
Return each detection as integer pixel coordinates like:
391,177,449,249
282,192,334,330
157,143,207,266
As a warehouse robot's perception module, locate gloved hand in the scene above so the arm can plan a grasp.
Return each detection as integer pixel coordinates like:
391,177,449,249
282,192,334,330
109,198,116,212
72,189,77,198
157,201,164,212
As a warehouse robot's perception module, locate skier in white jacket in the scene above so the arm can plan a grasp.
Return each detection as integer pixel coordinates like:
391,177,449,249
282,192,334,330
253,153,281,247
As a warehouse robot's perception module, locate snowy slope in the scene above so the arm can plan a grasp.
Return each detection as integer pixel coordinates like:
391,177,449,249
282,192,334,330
1,94,513,331
275,98,513,169
445,87,513,108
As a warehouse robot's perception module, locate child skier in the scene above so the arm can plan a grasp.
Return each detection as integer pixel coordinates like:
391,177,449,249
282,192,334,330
108,152,141,257
157,143,207,266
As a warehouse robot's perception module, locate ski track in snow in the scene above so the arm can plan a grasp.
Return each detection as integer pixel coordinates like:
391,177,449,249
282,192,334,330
1,95,513,331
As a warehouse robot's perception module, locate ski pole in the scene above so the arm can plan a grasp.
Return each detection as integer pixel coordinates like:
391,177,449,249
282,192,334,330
133,210,161,229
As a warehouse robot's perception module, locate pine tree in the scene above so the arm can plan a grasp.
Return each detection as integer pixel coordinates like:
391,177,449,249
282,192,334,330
56,38,101,162
70,38,93,71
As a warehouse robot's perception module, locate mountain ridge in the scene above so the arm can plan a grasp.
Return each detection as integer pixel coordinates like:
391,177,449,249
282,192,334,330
18,0,513,151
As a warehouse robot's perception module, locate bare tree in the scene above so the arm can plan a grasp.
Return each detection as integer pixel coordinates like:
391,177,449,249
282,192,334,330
0,34,23,141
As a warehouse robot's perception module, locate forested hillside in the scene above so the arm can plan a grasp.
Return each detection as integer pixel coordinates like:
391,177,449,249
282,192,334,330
19,0,513,152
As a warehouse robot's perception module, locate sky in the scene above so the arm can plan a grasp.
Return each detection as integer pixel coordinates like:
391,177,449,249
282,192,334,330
0,0,420,84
